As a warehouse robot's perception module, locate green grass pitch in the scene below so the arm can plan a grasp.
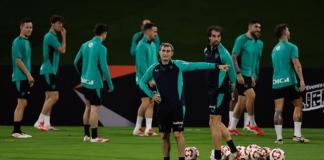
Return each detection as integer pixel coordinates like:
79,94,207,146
0,126,323,160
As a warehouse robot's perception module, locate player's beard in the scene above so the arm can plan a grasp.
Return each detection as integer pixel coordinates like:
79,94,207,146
252,31,261,40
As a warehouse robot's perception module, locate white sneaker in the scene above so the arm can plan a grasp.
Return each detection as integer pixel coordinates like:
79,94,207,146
293,136,310,143
132,127,145,136
90,137,110,143
34,121,48,131
275,139,284,144
144,128,159,136
12,133,32,139
48,126,59,131
83,135,91,142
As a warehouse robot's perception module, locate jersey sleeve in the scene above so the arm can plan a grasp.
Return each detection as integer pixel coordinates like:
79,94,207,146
254,42,263,79
291,44,299,59
139,64,155,98
99,47,114,91
232,36,244,56
223,50,236,85
73,45,83,74
154,35,160,54
12,40,24,60
174,60,216,72
130,33,140,56
135,43,149,78
48,34,61,50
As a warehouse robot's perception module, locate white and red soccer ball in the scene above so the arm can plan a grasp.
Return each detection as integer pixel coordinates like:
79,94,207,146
185,146,200,160
270,148,285,160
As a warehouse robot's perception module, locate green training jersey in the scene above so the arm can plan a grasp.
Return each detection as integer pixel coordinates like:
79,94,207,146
130,31,160,56
139,60,216,98
40,31,61,75
11,36,31,82
135,36,158,84
271,40,299,89
232,34,263,78
74,37,114,90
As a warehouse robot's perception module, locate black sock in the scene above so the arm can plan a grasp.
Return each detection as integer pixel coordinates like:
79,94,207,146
91,128,98,139
226,140,238,153
178,157,185,160
163,157,170,160
214,149,222,159
13,121,22,133
84,125,90,136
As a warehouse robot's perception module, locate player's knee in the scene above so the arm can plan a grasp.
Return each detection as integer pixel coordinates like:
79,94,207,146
162,134,170,140
173,132,183,139
246,89,255,99
274,110,282,124
18,99,28,108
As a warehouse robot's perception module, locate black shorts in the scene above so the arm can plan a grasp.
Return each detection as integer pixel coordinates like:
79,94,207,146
137,85,156,98
41,74,58,91
272,85,303,100
82,87,102,106
209,92,230,115
157,103,184,133
237,76,253,96
13,80,31,99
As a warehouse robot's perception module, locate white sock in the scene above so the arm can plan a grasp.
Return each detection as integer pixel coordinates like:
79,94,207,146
145,118,153,132
275,125,283,140
244,112,249,126
37,113,46,123
248,115,256,126
229,111,233,126
134,116,143,131
294,122,302,137
230,117,239,130
44,115,51,128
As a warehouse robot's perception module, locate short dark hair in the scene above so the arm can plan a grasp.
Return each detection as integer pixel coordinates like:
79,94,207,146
207,25,223,37
94,23,108,36
275,23,288,38
143,23,156,31
248,19,261,25
50,14,64,24
160,42,174,51
20,17,32,26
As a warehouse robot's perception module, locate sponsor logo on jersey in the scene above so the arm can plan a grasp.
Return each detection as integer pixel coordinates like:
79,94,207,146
81,77,94,85
273,77,290,85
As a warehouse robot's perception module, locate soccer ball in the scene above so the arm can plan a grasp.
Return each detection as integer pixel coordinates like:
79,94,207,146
246,144,260,159
249,147,263,160
270,148,285,160
185,146,199,160
261,147,271,159
221,145,231,160
237,146,249,160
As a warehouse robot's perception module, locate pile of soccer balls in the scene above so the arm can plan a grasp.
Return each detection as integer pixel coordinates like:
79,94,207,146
185,145,285,160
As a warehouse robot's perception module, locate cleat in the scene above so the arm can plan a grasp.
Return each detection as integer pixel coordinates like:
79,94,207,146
132,127,145,136
48,126,59,131
145,128,159,136
293,136,310,143
275,139,284,144
12,133,32,139
229,129,243,136
229,151,241,160
243,124,253,131
83,135,91,142
90,136,110,143
249,125,265,136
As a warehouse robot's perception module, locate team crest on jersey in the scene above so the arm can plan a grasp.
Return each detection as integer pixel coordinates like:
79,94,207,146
88,42,94,48
275,45,281,51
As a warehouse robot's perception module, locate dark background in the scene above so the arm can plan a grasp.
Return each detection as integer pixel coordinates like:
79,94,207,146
0,0,323,67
